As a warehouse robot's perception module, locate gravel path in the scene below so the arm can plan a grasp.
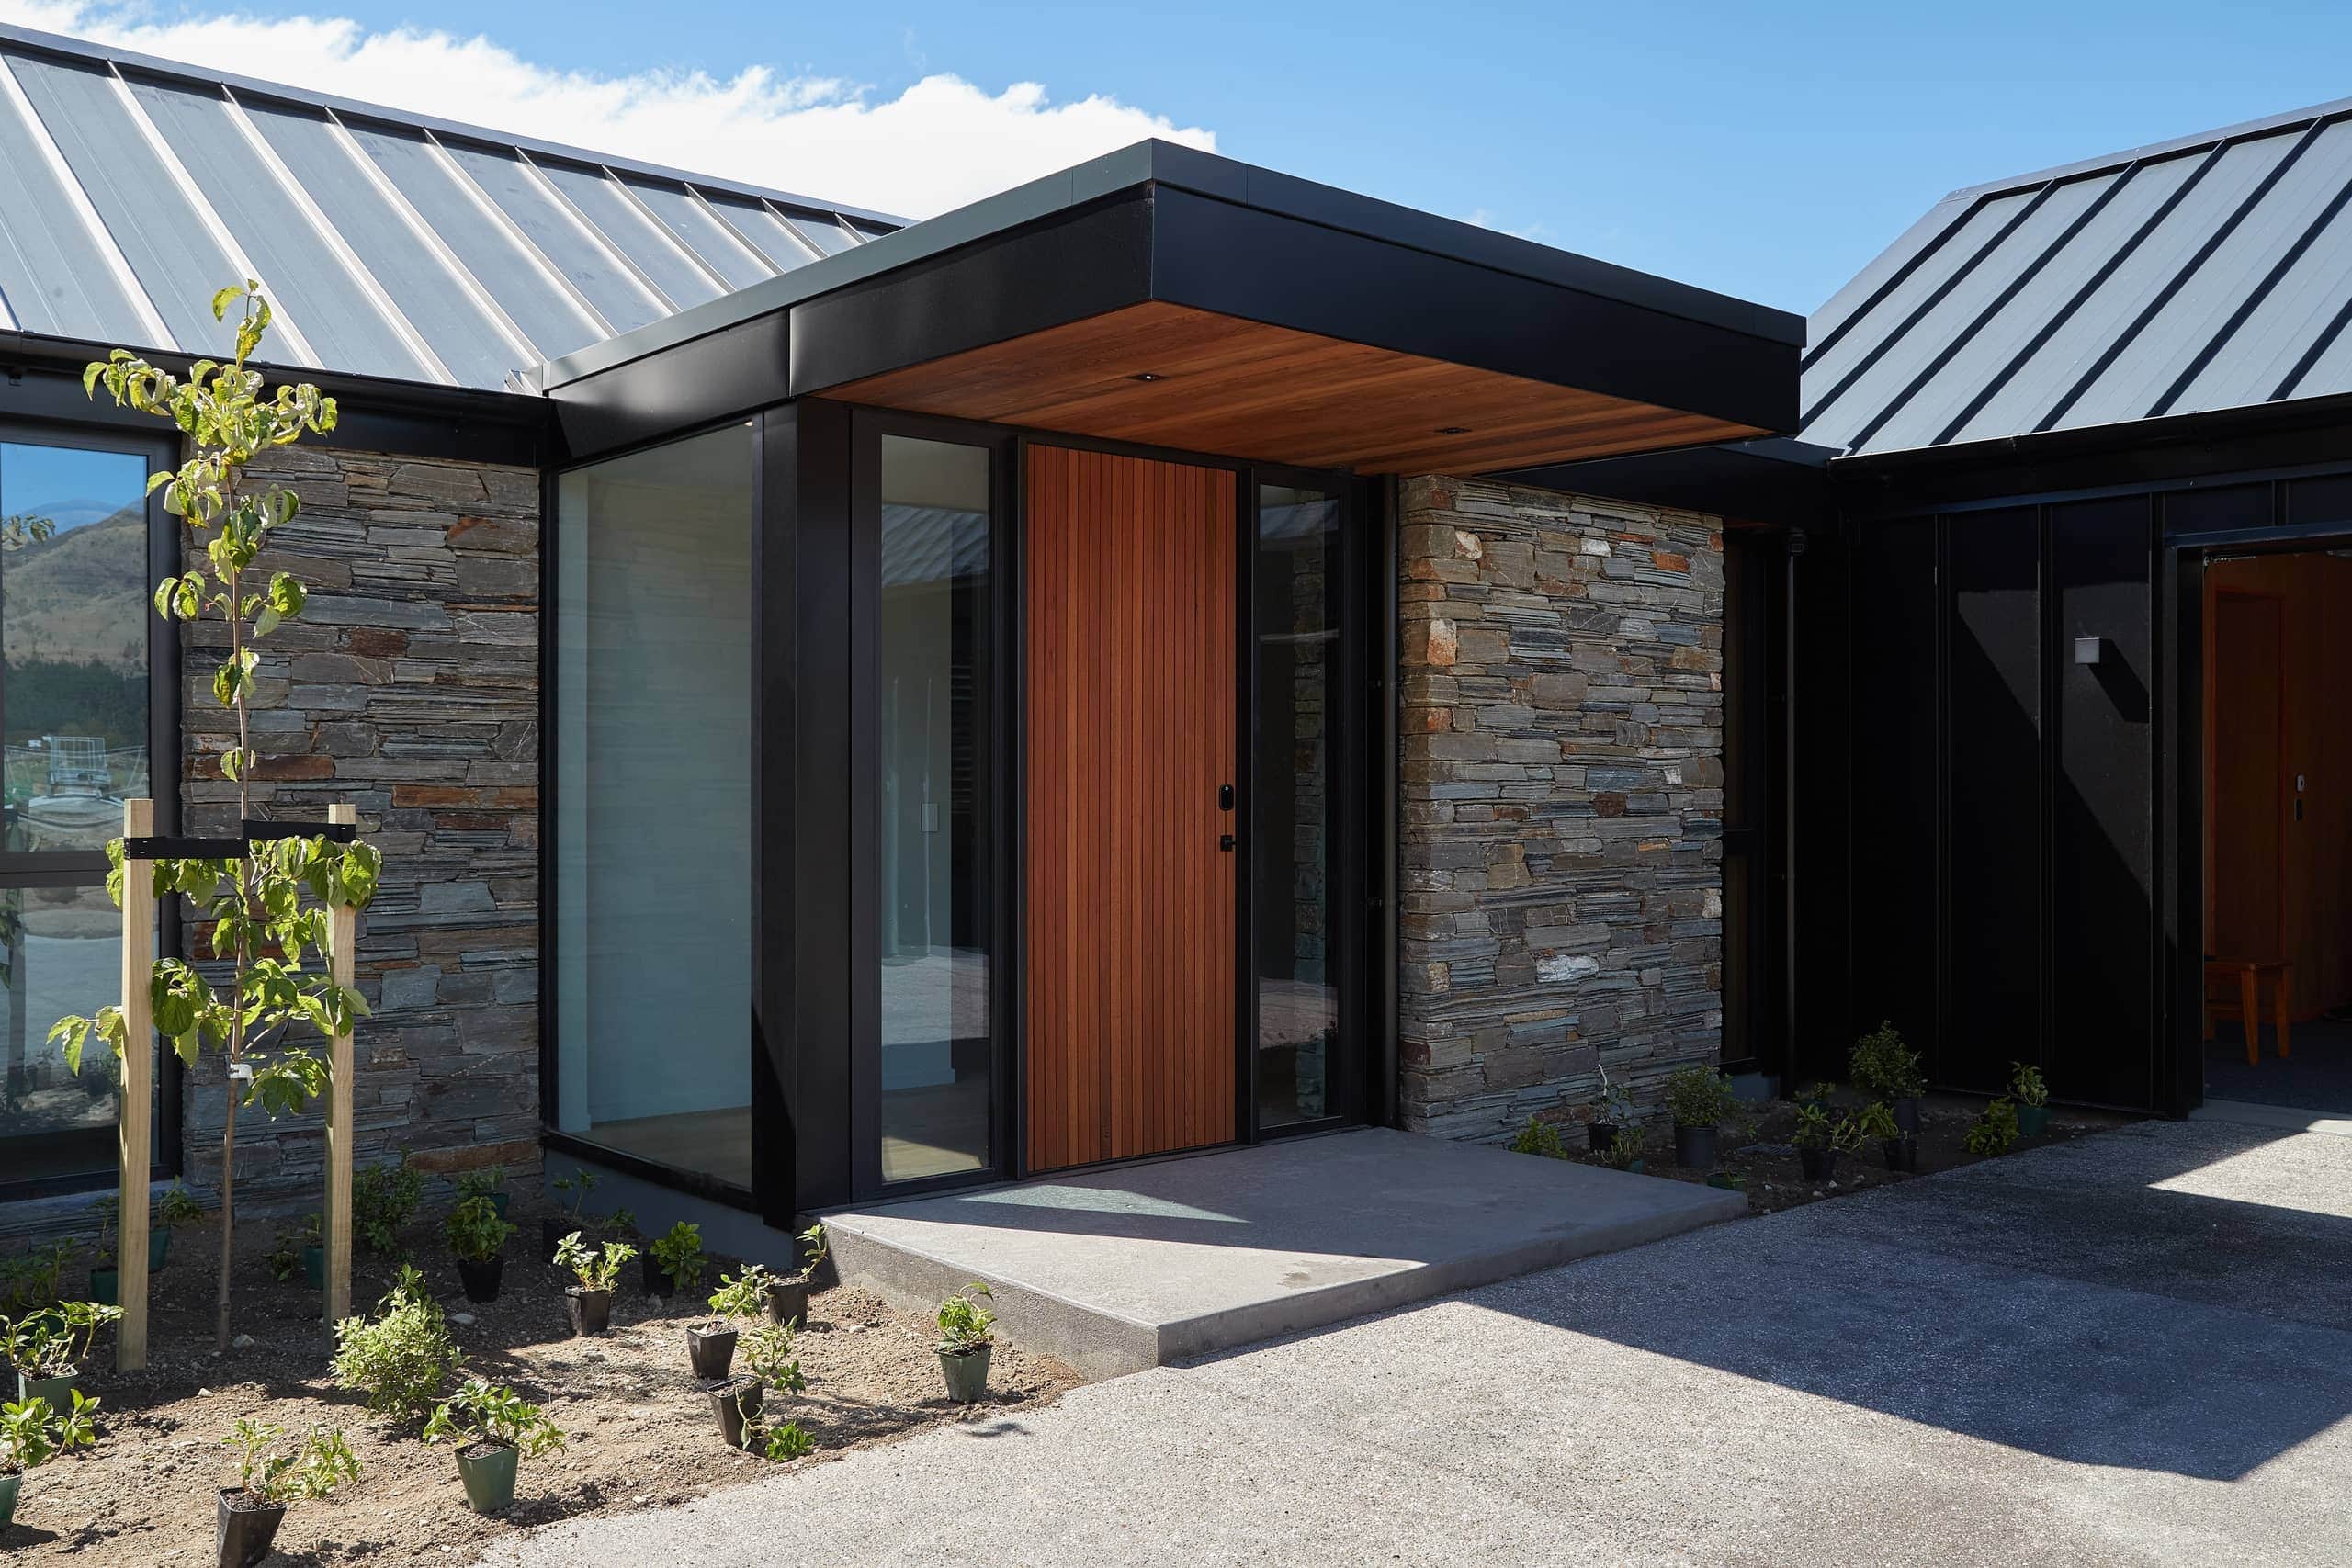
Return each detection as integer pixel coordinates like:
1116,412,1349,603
485,1119,2352,1567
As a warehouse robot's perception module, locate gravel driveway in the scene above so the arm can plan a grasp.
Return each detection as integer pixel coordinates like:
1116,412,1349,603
486,1118,2352,1567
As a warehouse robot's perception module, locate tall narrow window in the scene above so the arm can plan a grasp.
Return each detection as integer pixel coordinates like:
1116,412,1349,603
553,423,754,1190
1255,483,1342,1128
0,437,156,1190
876,436,991,1182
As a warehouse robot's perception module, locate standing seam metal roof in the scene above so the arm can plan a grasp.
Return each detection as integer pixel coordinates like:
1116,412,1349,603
1803,95,2352,456
0,22,903,390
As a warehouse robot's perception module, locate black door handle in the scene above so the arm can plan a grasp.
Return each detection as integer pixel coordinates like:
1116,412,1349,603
1219,834,1236,852
1218,783,1234,811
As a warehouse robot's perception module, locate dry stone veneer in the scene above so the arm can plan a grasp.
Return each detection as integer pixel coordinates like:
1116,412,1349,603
1396,475,1724,1142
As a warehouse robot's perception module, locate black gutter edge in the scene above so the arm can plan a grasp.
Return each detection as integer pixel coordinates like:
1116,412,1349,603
1493,436,1837,528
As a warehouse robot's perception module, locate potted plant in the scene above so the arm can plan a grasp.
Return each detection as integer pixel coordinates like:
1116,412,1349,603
0,1243,72,1319
5,1301,121,1407
763,1224,829,1328
264,1214,324,1291
1705,1168,1747,1192
691,1265,775,1381
1587,1069,1639,1152
1857,1100,1916,1172
709,1318,806,1450
1600,1124,1646,1175
1662,1064,1737,1169
934,1281,996,1404
2009,1063,2051,1136
645,1221,705,1298
539,1171,630,1258
454,1166,510,1221
1507,1117,1565,1158
446,1196,515,1305
1792,1098,1863,1181
217,1417,358,1568
1966,1097,2020,1157
423,1377,565,1516
89,1184,205,1303
1850,1021,1927,1134
327,1267,463,1425
553,1232,634,1337
0,1390,96,1531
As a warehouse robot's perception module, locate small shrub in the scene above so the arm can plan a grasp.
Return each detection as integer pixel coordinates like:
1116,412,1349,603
424,1378,566,1458
795,1222,829,1282
1965,1098,2020,1157
733,1319,813,1461
1792,1101,1863,1155
1602,1125,1645,1170
0,1242,74,1315
553,1232,634,1293
265,1213,320,1284
650,1222,706,1291
1855,1101,1901,1143
444,1197,514,1265
329,1265,462,1423
3,1302,122,1379
2,1389,97,1474
353,1157,424,1254
2008,1062,2049,1109
1592,1070,1638,1128
1849,1021,1926,1101
705,1264,775,1330
936,1282,995,1355
452,1166,506,1206
155,1180,206,1233
1507,1117,1565,1159
1662,1065,1737,1130
223,1417,359,1505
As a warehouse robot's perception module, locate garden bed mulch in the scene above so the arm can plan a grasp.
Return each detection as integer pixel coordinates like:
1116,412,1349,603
1555,1093,2135,1214
1,1201,1078,1564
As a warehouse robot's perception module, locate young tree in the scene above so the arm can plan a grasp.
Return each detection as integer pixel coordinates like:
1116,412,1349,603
50,283,382,1351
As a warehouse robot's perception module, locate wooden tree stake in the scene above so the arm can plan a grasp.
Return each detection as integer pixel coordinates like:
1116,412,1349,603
323,802,357,1325
117,798,155,1372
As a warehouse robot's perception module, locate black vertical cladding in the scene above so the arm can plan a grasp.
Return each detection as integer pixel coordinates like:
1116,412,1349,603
1944,508,2041,1093
1790,527,1852,1085
2163,542,2205,1117
2050,498,2155,1107
1844,519,1939,1079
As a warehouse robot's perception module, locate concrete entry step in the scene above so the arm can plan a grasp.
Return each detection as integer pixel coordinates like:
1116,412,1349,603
822,1126,1744,1380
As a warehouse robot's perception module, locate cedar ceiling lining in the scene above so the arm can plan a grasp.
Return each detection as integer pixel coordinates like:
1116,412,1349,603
827,301,1765,473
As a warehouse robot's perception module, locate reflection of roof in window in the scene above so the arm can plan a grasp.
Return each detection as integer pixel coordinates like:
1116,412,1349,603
880,505,990,589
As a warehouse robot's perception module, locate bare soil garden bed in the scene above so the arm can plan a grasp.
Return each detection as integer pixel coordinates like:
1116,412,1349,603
2,1201,1078,1564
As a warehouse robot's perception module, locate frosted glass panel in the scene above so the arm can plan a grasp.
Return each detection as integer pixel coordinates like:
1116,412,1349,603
554,423,752,1189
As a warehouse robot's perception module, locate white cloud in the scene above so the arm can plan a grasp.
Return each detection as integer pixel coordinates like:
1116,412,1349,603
0,2,1216,218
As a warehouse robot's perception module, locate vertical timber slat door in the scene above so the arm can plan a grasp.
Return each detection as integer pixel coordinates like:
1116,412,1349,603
1025,446,1237,1171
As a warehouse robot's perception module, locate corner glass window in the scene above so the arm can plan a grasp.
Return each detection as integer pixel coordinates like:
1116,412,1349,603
553,423,754,1190
876,435,992,1182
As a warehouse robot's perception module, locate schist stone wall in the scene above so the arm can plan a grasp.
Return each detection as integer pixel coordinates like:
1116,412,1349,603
1396,475,1724,1142
176,445,540,1201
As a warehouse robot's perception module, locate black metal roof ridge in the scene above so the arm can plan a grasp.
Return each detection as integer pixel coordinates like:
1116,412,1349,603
529,139,1807,392
0,19,907,226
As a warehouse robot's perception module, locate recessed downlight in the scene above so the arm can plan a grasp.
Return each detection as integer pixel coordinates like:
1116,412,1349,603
1436,425,1471,434
1128,371,1164,382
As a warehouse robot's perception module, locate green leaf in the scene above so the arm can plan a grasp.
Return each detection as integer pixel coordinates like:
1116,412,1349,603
211,284,243,321
82,361,104,397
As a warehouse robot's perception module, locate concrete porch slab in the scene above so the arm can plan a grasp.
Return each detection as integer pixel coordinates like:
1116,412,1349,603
822,1127,1743,1380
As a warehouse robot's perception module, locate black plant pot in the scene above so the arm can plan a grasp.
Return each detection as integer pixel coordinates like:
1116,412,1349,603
763,1275,808,1328
1587,1121,1618,1153
216,1488,287,1568
1881,1135,1918,1174
457,1254,505,1304
706,1376,762,1449
1798,1146,1838,1181
1673,1123,1717,1169
564,1286,612,1337
686,1324,739,1381
1892,1096,1922,1134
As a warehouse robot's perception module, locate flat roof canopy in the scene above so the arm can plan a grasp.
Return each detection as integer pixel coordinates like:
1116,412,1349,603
542,141,1804,472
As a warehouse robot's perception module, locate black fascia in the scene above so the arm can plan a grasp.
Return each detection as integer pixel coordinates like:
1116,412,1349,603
0,328,551,468
1495,437,1837,526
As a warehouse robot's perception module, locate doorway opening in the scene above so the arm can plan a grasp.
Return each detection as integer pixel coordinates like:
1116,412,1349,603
2200,547,2352,1115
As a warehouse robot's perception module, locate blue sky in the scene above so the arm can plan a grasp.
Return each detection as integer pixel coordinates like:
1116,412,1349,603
19,0,2352,315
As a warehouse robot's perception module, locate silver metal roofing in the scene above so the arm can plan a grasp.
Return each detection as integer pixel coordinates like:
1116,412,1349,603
1804,96,2352,456
0,22,902,389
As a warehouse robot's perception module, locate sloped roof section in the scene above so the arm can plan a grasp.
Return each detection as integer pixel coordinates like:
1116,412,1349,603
1804,97,2352,456
0,22,902,389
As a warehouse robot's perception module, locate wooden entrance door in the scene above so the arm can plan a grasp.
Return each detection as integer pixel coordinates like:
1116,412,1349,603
1023,446,1237,1171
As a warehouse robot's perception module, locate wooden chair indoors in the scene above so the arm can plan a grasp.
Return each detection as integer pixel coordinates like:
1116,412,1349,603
2203,957,2294,1067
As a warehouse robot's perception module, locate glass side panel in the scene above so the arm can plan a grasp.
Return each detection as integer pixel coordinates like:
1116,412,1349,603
125,74,429,381
243,100,523,388
0,885,159,1186
780,208,860,255
0,62,149,343
876,435,992,1183
703,194,820,272
0,442,150,853
344,120,604,360
6,51,240,355
621,177,773,291
1255,484,1341,1128
441,140,663,336
536,160,723,310
554,423,754,1190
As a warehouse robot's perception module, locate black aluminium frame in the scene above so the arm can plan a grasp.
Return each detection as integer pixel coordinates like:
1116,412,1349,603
0,413,184,1202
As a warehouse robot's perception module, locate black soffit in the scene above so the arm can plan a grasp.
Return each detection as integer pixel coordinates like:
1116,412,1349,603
536,140,1805,462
